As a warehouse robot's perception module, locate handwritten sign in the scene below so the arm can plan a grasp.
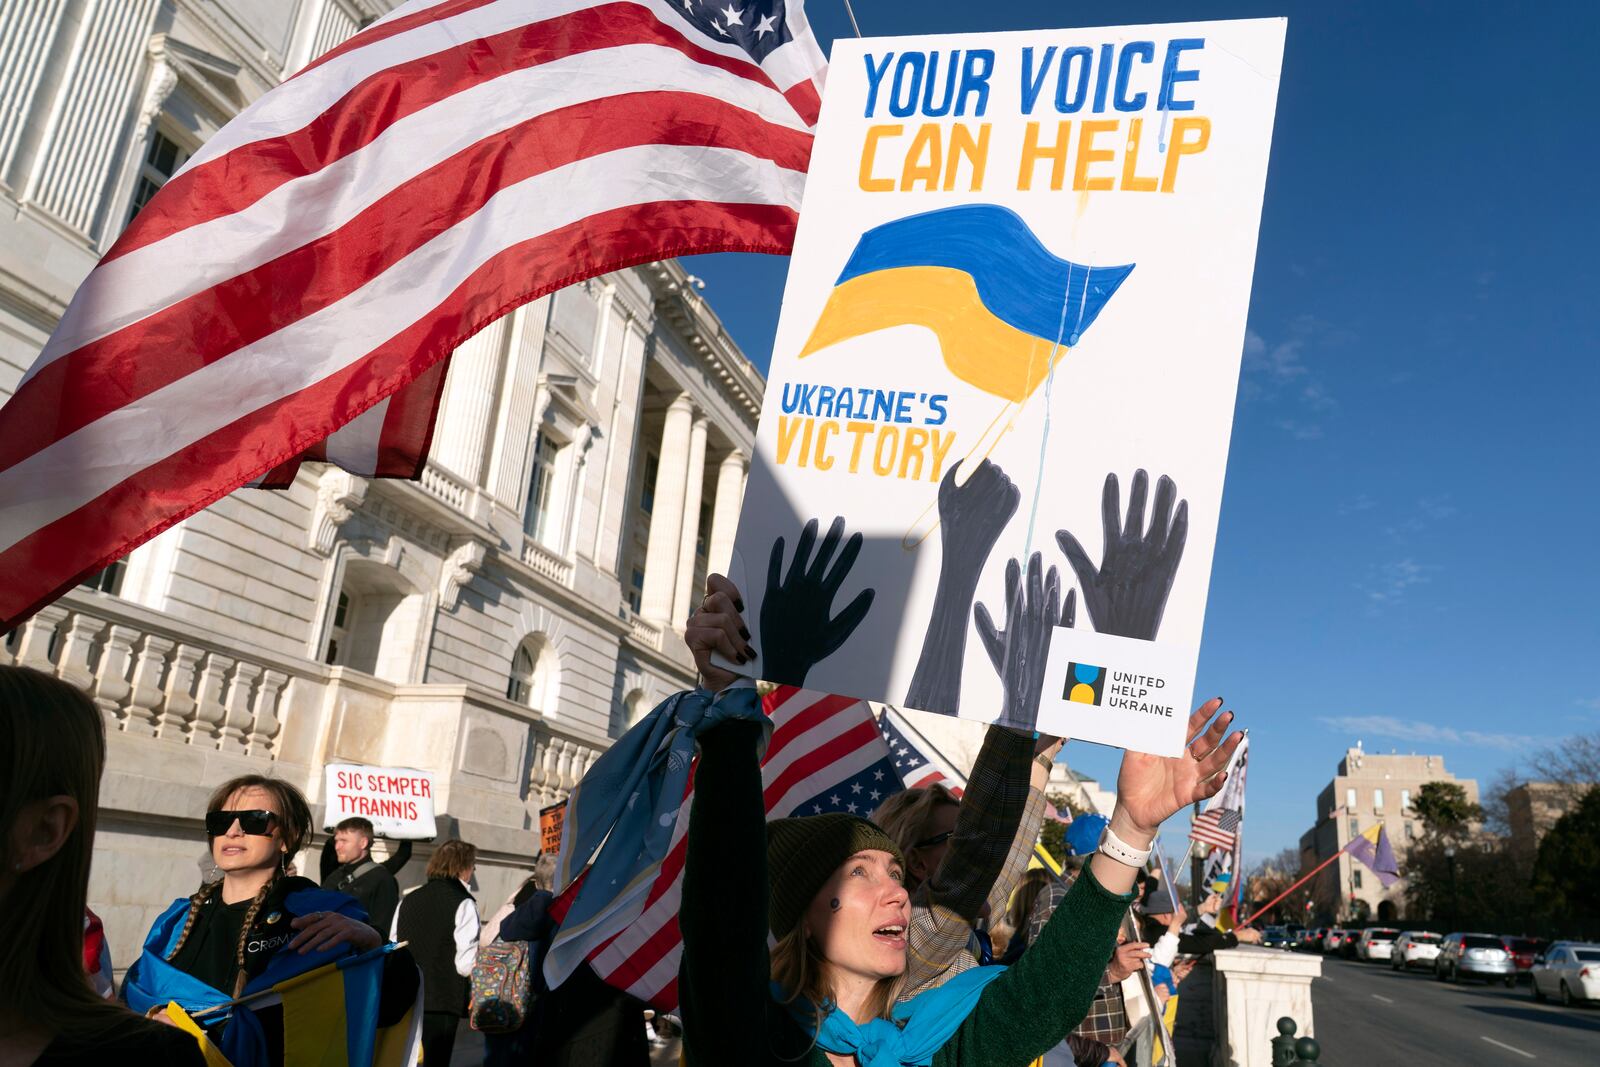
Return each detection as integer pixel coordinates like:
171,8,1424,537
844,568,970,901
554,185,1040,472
539,802,565,856
726,20,1285,756
323,763,437,839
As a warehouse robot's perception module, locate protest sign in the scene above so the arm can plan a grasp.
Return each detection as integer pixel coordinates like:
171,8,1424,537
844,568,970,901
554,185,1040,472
539,802,566,856
726,19,1285,756
323,764,437,839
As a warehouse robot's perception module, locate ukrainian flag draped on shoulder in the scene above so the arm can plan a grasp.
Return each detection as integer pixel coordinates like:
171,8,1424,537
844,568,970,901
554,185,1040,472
123,889,419,1066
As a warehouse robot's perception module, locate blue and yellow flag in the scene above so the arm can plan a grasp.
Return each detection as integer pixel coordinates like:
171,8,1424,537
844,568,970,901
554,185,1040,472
800,204,1134,402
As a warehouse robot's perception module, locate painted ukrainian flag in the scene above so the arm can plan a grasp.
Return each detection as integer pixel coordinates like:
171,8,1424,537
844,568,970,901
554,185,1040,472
799,204,1134,402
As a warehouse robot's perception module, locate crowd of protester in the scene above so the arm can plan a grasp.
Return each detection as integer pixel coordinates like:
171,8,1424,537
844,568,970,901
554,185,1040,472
1,562,1247,1067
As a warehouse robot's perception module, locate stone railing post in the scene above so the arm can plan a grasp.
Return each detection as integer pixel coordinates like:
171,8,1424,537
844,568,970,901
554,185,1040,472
159,644,204,741
14,604,67,671
1212,946,1323,1067
189,653,233,745
125,634,175,737
220,661,263,751
91,623,139,729
57,613,106,691
251,670,289,756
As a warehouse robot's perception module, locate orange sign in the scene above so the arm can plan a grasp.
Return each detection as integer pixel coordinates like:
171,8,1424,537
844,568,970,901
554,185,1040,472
539,802,565,856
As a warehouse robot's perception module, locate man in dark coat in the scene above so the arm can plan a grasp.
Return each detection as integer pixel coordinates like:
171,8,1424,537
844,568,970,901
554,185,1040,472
319,816,411,935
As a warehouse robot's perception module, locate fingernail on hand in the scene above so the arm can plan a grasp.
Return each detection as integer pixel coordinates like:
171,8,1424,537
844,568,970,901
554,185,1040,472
734,599,745,612
739,626,751,640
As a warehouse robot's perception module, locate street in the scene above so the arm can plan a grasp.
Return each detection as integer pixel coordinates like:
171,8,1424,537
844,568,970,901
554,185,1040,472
1311,955,1600,1065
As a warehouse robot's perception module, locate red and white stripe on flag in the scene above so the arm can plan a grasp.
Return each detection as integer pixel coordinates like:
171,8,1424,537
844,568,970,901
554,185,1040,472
555,685,891,1011
0,0,825,628
1188,808,1239,851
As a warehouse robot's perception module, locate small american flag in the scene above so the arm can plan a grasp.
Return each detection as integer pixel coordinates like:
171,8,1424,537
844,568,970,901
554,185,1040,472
1189,807,1242,850
558,685,901,1010
0,0,824,627
879,706,968,794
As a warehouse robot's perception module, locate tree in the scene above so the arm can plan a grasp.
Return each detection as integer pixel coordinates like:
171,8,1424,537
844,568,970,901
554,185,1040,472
1411,781,1482,840
1529,730,1600,804
1531,785,1600,939
1245,847,1310,924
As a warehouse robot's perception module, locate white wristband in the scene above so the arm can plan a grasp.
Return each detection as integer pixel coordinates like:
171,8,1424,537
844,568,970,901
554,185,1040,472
1097,825,1152,868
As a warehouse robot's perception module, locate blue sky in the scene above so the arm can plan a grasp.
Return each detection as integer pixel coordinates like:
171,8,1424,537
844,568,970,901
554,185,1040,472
684,0,1600,866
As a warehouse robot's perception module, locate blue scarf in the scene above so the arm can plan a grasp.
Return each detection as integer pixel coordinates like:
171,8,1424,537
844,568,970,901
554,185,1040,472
778,964,1008,1067
543,686,769,990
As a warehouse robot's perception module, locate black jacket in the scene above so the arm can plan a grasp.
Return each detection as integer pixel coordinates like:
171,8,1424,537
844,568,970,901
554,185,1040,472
320,837,411,935
396,877,474,1015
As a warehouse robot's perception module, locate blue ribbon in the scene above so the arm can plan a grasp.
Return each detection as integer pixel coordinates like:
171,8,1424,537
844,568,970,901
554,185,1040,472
778,964,1007,1067
544,686,768,989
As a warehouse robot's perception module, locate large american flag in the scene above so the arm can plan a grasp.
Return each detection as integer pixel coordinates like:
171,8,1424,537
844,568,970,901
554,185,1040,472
0,0,824,628
554,686,902,1011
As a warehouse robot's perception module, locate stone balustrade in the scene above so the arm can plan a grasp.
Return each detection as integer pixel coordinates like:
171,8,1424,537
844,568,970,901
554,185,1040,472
626,610,664,651
521,537,575,586
3,588,304,758
420,460,473,513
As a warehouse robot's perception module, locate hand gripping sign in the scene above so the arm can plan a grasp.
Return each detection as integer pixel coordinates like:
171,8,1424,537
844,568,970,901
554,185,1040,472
324,763,437,839
725,19,1285,756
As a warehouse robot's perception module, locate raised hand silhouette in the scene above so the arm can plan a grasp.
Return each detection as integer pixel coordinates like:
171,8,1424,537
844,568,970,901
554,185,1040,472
905,459,1020,714
1055,469,1187,641
760,517,875,687
972,552,1072,730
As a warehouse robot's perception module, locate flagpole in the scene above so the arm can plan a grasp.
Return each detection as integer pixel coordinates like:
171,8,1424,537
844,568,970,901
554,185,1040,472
840,0,863,37
1240,842,1357,927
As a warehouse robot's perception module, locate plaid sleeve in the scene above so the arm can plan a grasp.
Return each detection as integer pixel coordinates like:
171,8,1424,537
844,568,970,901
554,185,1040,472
898,724,1035,1000
1027,881,1071,947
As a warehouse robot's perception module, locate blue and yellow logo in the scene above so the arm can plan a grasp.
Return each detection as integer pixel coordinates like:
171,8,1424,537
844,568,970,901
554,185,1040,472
800,204,1134,403
1065,662,1105,705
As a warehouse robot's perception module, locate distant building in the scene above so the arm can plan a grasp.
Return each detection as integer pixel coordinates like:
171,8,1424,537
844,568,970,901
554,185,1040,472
1048,761,1117,817
1506,781,1589,859
1297,744,1478,924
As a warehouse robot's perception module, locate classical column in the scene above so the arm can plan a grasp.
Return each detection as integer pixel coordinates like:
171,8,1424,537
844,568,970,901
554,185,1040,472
705,450,748,578
638,394,695,623
430,315,509,486
670,415,710,624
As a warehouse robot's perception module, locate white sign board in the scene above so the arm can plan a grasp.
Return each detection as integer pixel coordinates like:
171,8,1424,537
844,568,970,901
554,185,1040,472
323,763,438,839
726,19,1285,756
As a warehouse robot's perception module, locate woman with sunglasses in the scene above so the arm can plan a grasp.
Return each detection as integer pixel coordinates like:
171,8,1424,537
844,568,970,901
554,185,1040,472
123,774,382,1018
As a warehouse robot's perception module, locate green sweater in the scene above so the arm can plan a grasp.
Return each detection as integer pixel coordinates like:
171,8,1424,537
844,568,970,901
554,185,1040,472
679,719,1132,1067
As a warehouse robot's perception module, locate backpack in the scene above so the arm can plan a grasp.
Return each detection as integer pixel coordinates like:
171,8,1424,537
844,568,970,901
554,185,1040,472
469,939,535,1033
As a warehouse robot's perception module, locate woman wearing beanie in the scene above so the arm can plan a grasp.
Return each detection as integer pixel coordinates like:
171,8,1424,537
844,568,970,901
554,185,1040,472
678,573,1242,1067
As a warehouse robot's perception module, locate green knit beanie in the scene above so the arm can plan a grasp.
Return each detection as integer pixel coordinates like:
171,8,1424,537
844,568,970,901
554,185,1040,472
765,813,905,939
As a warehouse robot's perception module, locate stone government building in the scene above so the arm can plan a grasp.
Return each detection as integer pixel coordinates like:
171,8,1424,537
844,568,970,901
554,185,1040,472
0,0,762,968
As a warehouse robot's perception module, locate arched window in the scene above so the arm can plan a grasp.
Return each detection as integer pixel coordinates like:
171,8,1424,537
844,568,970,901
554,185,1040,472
506,635,559,712
322,560,425,682
507,644,535,703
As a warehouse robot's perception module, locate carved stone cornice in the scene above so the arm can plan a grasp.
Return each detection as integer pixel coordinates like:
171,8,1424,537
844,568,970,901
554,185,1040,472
308,468,368,555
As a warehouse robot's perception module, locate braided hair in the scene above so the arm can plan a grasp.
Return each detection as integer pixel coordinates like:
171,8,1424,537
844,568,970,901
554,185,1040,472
231,877,276,995
164,879,222,962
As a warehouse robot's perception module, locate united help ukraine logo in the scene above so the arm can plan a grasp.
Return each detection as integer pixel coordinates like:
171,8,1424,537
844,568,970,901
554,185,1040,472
1065,663,1106,705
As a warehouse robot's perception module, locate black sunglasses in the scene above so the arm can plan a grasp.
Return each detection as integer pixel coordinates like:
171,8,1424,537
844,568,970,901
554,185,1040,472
913,830,954,850
205,809,278,837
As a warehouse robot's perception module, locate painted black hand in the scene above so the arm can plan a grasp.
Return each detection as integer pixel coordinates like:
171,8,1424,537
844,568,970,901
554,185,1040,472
760,517,875,687
1055,470,1187,641
905,460,1020,714
973,553,1072,730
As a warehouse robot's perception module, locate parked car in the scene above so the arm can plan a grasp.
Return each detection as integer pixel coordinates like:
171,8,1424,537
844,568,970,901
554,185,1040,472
1501,936,1547,979
1286,924,1307,949
1356,927,1400,962
1304,927,1328,952
1530,942,1600,1006
1435,932,1515,985
1323,929,1350,954
1262,925,1290,948
1390,931,1443,971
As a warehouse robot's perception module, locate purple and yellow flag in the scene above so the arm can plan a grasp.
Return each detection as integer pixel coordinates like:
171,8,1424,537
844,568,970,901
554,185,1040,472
1346,823,1401,888
800,204,1134,402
